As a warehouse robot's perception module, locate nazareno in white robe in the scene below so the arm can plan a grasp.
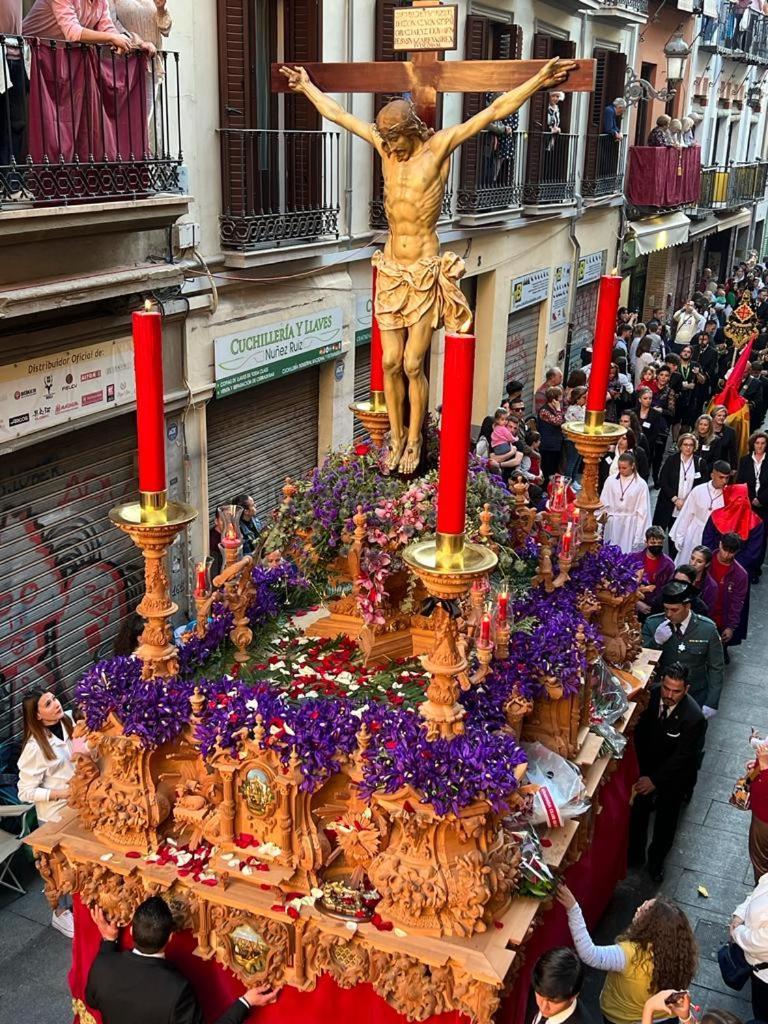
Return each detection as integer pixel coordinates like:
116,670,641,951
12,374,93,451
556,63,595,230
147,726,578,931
599,472,651,554
669,481,725,566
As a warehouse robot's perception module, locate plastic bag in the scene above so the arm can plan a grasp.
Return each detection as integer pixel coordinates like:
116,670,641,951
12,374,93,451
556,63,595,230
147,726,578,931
521,741,591,827
507,826,556,900
590,656,630,726
592,721,628,759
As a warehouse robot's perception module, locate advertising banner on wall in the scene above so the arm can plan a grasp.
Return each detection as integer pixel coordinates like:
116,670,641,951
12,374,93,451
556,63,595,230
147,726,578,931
0,339,135,442
355,293,373,346
550,263,572,331
214,308,345,397
510,268,550,312
577,251,606,287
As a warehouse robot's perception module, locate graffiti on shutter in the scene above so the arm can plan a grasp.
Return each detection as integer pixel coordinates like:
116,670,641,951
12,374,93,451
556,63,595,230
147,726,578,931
505,306,541,413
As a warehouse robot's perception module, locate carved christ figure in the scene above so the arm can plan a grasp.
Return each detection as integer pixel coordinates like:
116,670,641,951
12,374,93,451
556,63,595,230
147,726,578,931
280,58,576,473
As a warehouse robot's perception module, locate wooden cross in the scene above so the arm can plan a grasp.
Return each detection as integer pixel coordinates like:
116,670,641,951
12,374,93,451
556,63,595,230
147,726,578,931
272,1,595,128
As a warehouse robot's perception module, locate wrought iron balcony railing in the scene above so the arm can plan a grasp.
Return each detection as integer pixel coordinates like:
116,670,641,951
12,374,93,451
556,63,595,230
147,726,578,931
698,160,768,210
596,0,649,14
582,133,627,199
700,2,768,63
0,36,182,207
220,129,340,251
456,130,526,215
523,132,578,205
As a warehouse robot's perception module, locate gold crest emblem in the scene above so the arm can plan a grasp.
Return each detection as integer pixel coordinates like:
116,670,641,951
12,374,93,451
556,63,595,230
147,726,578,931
230,923,268,975
241,766,275,817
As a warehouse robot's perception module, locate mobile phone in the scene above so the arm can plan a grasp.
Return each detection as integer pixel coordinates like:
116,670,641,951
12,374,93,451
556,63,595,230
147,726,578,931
665,991,688,1006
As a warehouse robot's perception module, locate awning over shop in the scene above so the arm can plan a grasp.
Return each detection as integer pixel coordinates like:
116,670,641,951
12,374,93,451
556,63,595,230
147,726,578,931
689,207,752,240
627,212,691,256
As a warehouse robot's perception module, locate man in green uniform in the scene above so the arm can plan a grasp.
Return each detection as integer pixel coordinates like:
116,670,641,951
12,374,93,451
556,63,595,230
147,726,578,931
642,580,725,719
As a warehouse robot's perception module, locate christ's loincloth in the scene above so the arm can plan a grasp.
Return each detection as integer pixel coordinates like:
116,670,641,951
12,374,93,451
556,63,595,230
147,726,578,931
372,251,473,334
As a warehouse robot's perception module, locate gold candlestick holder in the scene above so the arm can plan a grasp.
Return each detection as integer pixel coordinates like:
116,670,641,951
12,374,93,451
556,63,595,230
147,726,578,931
109,498,197,678
214,546,255,665
403,535,497,740
349,392,390,450
563,415,626,552
495,619,511,660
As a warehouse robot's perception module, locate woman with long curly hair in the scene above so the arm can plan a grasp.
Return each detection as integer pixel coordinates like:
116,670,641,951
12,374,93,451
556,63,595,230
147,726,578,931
557,884,698,1024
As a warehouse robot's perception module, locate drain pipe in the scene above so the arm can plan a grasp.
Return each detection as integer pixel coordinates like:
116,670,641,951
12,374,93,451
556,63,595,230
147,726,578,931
563,10,589,380
343,0,355,240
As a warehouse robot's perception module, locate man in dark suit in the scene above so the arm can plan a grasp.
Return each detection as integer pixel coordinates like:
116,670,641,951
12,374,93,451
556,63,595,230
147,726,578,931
86,897,277,1024
524,947,596,1024
628,663,706,883
642,580,725,718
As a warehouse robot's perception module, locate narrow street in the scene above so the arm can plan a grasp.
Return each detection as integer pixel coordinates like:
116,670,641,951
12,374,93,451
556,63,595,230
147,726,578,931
585,575,768,1021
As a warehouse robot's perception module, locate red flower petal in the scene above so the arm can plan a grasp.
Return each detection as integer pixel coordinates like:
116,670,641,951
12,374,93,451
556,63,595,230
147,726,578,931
494,920,504,930
540,838,552,848
286,907,300,920
125,851,142,859
201,878,218,887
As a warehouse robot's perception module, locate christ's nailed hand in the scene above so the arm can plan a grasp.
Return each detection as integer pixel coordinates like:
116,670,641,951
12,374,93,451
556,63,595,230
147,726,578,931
279,65,310,92
537,57,578,90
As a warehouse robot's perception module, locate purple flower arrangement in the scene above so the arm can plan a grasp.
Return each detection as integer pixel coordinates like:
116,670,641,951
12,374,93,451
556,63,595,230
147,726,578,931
567,544,641,597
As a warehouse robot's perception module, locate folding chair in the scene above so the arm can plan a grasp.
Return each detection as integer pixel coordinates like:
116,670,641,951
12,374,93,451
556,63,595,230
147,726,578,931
0,803,34,894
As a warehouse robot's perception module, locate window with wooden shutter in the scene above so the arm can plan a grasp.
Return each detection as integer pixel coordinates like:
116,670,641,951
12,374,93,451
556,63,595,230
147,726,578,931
371,0,409,228
457,17,523,213
582,48,626,195
524,32,552,193
217,0,253,216
284,0,323,211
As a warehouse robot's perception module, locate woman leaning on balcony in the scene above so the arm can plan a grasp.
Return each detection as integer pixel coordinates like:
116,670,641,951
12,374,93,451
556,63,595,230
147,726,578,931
22,0,130,52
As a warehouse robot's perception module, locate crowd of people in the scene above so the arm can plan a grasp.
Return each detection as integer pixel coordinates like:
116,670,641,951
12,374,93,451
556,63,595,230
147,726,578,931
472,264,768,1023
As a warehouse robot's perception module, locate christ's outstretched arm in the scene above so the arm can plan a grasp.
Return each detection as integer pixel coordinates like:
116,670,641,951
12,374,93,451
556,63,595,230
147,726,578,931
279,66,382,151
432,56,578,161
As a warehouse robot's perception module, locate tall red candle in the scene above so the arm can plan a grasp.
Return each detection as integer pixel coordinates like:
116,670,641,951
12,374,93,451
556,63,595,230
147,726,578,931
436,333,476,536
585,274,622,425
131,303,166,495
370,266,385,394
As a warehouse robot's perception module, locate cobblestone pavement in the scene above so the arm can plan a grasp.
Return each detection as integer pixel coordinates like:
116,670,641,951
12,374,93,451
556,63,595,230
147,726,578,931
1,568,765,1024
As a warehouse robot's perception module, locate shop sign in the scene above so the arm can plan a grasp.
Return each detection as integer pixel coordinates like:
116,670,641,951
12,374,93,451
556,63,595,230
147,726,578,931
550,263,572,332
577,251,606,287
393,5,458,51
510,268,550,312
0,339,135,442
355,293,373,346
214,308,344,397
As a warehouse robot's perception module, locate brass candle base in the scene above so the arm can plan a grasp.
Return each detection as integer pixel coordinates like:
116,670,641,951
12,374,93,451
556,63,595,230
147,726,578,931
349,398,390,449
403,537,497,740
109,499,198,678
562,420,626,552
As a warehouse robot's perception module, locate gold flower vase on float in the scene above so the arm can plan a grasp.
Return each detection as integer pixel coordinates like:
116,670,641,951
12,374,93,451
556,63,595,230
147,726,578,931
562,414,626,552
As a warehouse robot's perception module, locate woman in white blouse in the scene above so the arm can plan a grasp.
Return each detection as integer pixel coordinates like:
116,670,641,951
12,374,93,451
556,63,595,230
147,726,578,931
731,871,768,1022
17,690,77,938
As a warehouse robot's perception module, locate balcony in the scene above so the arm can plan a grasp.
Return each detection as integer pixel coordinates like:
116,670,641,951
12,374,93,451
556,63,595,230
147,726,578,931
456,130,526,218
0,37,183,208
523,132,578,206
582,133,627,199
220,129,340,252
625,145,701,211
700,3,768,63
698,160,768,210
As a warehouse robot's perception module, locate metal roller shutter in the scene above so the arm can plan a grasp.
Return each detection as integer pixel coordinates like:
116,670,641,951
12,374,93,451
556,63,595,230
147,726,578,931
353,344,371,441
0,414,145,744
573,280,600,366
206,367,320,524
505,306,541,413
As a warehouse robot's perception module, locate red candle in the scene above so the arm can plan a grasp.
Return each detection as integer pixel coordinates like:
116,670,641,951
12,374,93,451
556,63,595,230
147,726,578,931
480,612,492,643
497,590,509,621
585,274,622,421
550,476,567,512
131,302,166,494
560,521,574,558
195,562,208,596
221,523,240,549
436,333,476,536
370,266,385,394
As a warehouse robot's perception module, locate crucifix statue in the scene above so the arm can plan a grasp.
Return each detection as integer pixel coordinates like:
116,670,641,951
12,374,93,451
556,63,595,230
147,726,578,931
274,6,594,473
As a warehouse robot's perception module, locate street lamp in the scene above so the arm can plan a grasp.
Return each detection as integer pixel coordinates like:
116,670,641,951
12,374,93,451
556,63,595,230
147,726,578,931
623,29,691,106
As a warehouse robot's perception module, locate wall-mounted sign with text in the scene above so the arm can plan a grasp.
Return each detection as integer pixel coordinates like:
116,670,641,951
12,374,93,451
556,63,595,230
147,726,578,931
0,339,135,442
577,251,606,287
510,268,550,312
214,308,345,397
550,263,572,331
355,293,373,346
393,4,458,51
